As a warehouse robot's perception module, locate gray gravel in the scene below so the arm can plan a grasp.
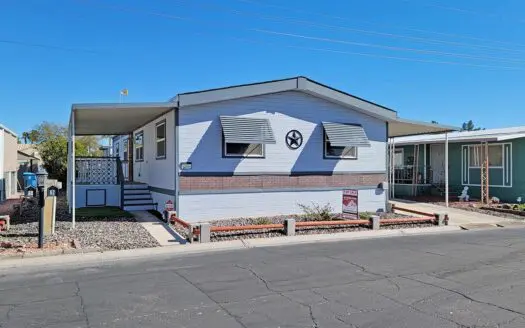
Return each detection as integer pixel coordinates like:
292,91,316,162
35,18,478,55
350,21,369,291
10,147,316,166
1,195,160,251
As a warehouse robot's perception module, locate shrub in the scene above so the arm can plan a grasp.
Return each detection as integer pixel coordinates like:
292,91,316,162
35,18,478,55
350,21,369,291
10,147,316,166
253,217,272,225
359,212,373,220
298,202,334,221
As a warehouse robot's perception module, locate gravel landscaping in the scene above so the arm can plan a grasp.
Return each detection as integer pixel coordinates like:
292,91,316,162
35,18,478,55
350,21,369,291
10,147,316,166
0,194,160,256
172,212,436,242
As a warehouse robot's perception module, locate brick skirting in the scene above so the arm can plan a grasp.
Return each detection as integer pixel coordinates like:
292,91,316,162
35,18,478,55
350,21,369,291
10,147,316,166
179,173,386,191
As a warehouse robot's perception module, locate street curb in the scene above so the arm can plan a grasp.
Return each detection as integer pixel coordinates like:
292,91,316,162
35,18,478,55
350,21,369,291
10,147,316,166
0,225,468,271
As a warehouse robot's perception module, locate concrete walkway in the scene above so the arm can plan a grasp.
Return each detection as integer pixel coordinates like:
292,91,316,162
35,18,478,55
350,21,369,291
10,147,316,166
133,211,184,246
391,199,522,228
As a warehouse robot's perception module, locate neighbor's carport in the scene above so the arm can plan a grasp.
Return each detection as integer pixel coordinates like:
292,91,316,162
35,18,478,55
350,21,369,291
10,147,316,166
67,102,176,228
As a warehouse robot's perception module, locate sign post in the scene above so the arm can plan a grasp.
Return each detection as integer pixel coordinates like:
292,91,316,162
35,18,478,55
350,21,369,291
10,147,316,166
342,189,359,219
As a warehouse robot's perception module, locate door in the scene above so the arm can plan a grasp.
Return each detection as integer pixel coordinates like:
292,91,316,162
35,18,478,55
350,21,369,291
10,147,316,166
430,144,445,184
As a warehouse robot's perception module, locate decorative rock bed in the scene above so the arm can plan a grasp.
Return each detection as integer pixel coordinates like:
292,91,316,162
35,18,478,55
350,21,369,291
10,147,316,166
0,195,160,256
172,212,437,243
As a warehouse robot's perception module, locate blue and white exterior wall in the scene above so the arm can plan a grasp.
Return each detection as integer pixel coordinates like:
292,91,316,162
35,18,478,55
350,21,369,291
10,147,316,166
176,91,388,222
131,111,176,211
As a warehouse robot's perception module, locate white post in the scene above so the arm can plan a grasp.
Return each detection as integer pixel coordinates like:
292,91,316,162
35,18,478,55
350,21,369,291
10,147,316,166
423,143,427,183
67,118,71,213
72,111,76,229
445,133,449,207
392,137,396,199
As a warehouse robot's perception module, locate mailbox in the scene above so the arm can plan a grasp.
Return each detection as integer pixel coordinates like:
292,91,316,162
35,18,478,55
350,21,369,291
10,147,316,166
47,186,59,197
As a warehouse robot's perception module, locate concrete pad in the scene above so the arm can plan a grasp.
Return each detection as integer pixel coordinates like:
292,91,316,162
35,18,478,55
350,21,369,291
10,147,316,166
132,211,184,246
391,200,517,227
495,221,525,228
459,223,499,230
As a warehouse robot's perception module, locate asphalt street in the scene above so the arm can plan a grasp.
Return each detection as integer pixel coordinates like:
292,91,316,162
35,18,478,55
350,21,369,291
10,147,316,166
2,228,525,327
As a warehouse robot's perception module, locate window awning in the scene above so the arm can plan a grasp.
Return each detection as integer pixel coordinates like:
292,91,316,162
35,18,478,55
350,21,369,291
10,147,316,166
322,122,371,147
220,116,276,144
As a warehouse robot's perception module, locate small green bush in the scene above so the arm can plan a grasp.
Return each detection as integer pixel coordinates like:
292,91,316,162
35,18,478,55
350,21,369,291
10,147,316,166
298,202,334,221
359,212,373,220
254,217,272,225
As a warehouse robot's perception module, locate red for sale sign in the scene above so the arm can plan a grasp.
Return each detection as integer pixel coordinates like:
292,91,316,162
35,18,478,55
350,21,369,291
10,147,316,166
342,189,358,219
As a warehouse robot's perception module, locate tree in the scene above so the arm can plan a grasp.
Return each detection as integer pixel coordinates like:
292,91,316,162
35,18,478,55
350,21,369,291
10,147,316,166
431,120,439,124
21,132,30,144
461,120,483,131
32,122,102,183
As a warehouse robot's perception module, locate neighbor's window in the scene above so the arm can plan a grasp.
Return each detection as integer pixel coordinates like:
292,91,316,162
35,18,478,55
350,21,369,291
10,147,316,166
114,142,120,158
394,148,404,167
135,132,144,162
469,144,503,167
324,133,357,159
223,142,264,157
123,139,129,161
156,120,166,159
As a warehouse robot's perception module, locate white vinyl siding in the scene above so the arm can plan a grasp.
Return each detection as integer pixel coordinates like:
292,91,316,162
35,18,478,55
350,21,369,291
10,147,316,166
132,111,175,191
178,91,387,174
179,188,385,222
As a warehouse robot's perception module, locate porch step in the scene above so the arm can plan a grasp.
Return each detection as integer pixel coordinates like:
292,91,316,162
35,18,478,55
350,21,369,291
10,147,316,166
124,203,157,211
123,193,152,200
124,198,153,205
123,183,149,190
124,189,150,195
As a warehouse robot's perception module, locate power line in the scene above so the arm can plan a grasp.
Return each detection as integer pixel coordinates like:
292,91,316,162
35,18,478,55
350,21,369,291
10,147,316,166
228,35,523,71
181,0,525,56
237,0,525,48
0,39,101,53
72,0,524,70
255,29,525,65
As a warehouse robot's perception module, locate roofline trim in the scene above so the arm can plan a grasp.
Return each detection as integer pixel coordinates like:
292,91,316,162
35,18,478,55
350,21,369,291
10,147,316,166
176,76,398,121
0,123,17,138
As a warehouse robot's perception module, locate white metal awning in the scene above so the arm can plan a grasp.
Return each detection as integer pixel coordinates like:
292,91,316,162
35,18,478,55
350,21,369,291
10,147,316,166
388,118,457,138
71,102,175,135
219,116,276,144
322,122,371,147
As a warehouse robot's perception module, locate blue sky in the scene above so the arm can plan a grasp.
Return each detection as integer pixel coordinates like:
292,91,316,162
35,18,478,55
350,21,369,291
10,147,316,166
2,0,525,135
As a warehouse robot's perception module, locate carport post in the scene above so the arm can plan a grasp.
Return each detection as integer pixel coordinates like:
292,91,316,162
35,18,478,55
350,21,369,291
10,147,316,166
72,110,76,229
445,132,449,208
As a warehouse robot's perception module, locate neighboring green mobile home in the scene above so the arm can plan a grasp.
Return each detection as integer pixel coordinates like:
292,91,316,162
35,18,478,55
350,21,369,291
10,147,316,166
391,127,525,202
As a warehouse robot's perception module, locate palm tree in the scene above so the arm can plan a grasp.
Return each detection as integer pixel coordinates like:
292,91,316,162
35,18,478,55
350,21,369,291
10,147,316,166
22,132,30,144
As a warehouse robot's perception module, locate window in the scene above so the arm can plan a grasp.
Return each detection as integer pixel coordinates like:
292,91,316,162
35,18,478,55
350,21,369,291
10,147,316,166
469,144,503,168
123,139,129,161
324,132,357,159
156,120,166,159
394,149,404,167
135,132,144,162
224,141,264,157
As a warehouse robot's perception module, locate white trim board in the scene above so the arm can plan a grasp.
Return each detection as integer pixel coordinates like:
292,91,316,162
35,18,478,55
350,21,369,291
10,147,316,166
461,142,512,188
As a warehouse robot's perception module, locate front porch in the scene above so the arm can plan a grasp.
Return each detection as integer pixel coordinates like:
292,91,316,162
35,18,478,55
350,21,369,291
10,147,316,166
67,102,175,226
74,155,158,211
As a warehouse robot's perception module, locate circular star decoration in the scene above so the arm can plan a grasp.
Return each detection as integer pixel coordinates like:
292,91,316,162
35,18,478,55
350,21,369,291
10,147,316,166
285,130,303,150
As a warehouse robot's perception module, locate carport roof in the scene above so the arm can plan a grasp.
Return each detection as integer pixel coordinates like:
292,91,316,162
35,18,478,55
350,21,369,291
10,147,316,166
71,102,175,135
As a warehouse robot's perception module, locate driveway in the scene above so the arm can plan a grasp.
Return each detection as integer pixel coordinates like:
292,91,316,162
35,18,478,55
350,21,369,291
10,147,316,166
2,228,525,327
391,199,519,227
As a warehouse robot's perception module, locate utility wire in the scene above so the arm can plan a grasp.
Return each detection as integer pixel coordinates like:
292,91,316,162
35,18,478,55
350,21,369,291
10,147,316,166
71,0,524,70
255,29,525,65
181,0,525,56
0,39,101,53
237,0,525,48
